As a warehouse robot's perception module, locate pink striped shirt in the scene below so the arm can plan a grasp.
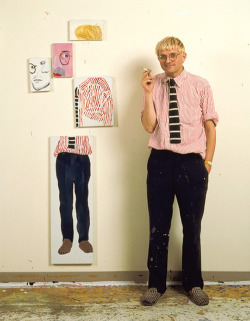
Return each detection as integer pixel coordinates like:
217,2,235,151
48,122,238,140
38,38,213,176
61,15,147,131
78,77,113,127
141,69,219,158
54,136,92,157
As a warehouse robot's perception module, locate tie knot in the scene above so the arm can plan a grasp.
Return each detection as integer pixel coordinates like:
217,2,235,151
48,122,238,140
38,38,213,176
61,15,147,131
169,79,175,86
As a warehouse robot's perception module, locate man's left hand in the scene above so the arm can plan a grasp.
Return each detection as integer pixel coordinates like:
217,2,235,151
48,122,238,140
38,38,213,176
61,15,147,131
205,163,211,174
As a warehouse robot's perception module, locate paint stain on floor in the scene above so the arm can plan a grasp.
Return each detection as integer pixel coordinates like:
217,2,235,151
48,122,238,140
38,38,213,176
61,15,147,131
0,285,250,320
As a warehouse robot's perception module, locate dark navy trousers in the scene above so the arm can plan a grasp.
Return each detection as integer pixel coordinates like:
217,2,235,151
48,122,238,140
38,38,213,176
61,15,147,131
56,152,91,243
147,149,208,293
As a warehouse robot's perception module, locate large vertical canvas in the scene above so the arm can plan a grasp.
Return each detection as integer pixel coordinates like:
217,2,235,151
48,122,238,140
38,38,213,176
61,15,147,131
52,43,73,78
74,76,114,127
50,136,94,264
29,57,50,92
69,20,103,41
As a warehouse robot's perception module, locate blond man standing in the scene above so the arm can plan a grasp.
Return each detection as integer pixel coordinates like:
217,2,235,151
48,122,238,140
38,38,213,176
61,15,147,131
141,37,218,306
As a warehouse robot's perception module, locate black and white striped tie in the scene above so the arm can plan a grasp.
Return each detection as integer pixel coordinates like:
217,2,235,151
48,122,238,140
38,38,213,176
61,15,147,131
68,136,76,149
169,79,181,144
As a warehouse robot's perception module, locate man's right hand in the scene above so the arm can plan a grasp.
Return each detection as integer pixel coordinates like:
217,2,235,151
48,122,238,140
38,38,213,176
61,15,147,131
141,69,154,93
141,69,157,133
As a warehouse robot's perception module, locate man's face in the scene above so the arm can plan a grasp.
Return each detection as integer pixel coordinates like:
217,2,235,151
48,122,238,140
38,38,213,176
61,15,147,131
29,58,50,91
158,48,186,78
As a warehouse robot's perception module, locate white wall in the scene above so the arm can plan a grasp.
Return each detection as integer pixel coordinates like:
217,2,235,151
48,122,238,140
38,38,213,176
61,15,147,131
0,0,250,273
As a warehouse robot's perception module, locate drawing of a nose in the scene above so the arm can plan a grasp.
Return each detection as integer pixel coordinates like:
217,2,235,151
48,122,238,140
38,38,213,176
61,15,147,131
41,65,49,73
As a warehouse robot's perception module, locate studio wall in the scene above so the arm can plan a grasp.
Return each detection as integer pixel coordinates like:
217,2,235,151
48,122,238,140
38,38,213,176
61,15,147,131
0,0,249,278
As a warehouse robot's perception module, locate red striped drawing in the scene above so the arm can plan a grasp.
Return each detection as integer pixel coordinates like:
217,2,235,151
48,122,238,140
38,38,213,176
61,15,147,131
74,77,114,127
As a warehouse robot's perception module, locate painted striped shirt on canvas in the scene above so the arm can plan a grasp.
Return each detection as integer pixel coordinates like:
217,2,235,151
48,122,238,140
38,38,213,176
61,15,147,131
54,136,92,157
141,69,219,158
77,77,113,127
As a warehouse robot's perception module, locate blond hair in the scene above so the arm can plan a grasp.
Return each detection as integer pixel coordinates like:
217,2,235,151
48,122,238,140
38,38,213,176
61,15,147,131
155,36,185,56
74,24,102,41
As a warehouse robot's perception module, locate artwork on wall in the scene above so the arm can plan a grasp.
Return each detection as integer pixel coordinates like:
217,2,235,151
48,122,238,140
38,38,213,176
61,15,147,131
69,20,103,41
50,136,94,264
52,43,73,78
29,57,50,92
74,76,114,127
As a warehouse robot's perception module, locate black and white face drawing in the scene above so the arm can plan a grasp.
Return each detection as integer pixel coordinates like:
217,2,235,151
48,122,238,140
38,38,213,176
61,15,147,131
29,57,50,92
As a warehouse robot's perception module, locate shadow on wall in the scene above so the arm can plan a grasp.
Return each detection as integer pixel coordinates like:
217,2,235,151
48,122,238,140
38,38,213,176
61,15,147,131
117,60,151,270
118,59,182,272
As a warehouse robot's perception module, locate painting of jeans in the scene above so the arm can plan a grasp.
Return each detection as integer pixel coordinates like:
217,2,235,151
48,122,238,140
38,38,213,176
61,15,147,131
50,136,94,264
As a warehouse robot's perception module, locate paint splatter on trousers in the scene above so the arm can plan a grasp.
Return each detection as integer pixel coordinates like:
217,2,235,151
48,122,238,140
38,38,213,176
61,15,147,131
147,148,208,294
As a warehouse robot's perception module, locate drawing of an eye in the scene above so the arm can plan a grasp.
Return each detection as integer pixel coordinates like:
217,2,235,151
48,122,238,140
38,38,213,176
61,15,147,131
59,51,71,65
29,63,36,74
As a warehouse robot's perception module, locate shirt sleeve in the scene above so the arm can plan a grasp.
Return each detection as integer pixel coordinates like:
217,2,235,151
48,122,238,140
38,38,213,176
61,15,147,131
54,143,59,157
54,137,63,157
200,84,219,126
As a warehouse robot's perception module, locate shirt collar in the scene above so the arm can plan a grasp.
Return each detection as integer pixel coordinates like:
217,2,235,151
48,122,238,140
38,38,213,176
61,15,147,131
162,68,187,87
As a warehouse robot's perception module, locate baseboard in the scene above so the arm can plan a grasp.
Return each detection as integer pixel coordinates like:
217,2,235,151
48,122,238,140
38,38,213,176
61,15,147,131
0,272,148,284
0,271,250,284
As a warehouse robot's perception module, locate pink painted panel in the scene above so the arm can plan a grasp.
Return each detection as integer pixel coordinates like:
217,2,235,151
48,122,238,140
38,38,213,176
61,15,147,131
52,43,73,78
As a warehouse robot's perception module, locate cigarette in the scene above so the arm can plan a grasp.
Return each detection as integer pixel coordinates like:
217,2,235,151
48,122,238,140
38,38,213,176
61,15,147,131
143,67,149,72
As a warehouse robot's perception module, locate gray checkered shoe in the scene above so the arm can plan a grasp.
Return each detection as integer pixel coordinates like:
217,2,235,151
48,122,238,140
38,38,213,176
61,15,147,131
190,287,209,306
141,288,162,306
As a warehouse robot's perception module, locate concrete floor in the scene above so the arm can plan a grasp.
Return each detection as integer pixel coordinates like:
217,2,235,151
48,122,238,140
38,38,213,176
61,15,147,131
0,283,250,321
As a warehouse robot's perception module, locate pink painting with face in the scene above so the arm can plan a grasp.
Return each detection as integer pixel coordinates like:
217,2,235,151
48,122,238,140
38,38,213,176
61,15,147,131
52,43,73,78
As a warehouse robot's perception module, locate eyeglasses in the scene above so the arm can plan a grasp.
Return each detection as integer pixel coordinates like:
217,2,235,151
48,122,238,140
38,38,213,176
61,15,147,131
158,53,180,62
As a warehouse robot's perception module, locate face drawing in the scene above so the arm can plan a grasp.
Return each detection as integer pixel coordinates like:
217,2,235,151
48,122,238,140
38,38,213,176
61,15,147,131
52,43,73,78
29,58,50,92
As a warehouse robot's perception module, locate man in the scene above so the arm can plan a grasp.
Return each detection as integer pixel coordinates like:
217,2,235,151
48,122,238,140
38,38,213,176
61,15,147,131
140,36,218,306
